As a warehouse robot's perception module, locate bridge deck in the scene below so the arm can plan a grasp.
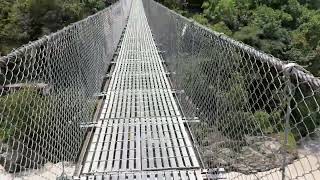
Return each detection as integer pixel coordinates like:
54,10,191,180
79,0,202,179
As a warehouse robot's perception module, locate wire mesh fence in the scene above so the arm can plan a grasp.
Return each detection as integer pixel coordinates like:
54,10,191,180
143,0,320,179
0,0,131,178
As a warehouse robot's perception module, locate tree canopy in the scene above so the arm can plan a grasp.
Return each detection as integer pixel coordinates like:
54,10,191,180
0,0,107,55
165,0,320,77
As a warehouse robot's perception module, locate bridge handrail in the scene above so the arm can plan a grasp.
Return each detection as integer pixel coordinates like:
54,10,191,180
0,0,131,178
143,0,320,178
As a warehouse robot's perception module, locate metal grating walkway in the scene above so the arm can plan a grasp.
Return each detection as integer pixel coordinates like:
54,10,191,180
79,0,202,179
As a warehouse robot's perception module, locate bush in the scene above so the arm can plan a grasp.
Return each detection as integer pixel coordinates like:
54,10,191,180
0,88,51,171
0,88,49,143
192,14,208,25
291,91,320,139
278,131,297,152
210,21,233,36
254,111,273,134
0,87,94,172
0,0,108,55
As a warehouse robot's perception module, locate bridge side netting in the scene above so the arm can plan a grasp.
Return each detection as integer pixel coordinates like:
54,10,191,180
143,0,320,179
0,0,131,178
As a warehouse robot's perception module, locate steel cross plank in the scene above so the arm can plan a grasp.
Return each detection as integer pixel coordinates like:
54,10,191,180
79,170,203,180
80,0,201,179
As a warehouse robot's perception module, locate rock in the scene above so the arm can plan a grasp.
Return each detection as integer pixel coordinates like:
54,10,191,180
219,148,234,156
203,147,236,168
203,149,214,160
255,140,281,156
313,128,320,138
264,141,281,151
245,135,269,145
231,164,250,172
0,165,13,180
203,136,297,174
215,158,228,166
0,162,75,179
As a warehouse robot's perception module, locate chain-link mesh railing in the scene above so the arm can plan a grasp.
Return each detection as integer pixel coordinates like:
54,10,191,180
0,0,131,178
143,0,320,179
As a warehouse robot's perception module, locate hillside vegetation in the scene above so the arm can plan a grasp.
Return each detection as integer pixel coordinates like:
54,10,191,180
161,0,320,77
157,0,320,171
0,0,107,55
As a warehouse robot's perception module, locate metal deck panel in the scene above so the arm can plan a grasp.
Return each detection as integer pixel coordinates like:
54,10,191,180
80,0,200,178
79,170,203,180
99,90,180,118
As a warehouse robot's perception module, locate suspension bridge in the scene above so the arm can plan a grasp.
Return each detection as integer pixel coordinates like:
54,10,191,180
0,0,320,179
79,0,201,178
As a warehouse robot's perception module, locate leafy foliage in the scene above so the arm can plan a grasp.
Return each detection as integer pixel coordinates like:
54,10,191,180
168,0,320,77
0,0,107,55
0,88,49,143
278,131,297,152
159,0,320,143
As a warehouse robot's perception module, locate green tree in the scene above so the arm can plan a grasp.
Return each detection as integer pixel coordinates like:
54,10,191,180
235,0,254,26
233,25,262,47
255,0,289,8
283,0,303,28
253,5,292,39
0,0,107,55
213,0,238,28
210,21,233,36
202,0,238,29
287,13,320,76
